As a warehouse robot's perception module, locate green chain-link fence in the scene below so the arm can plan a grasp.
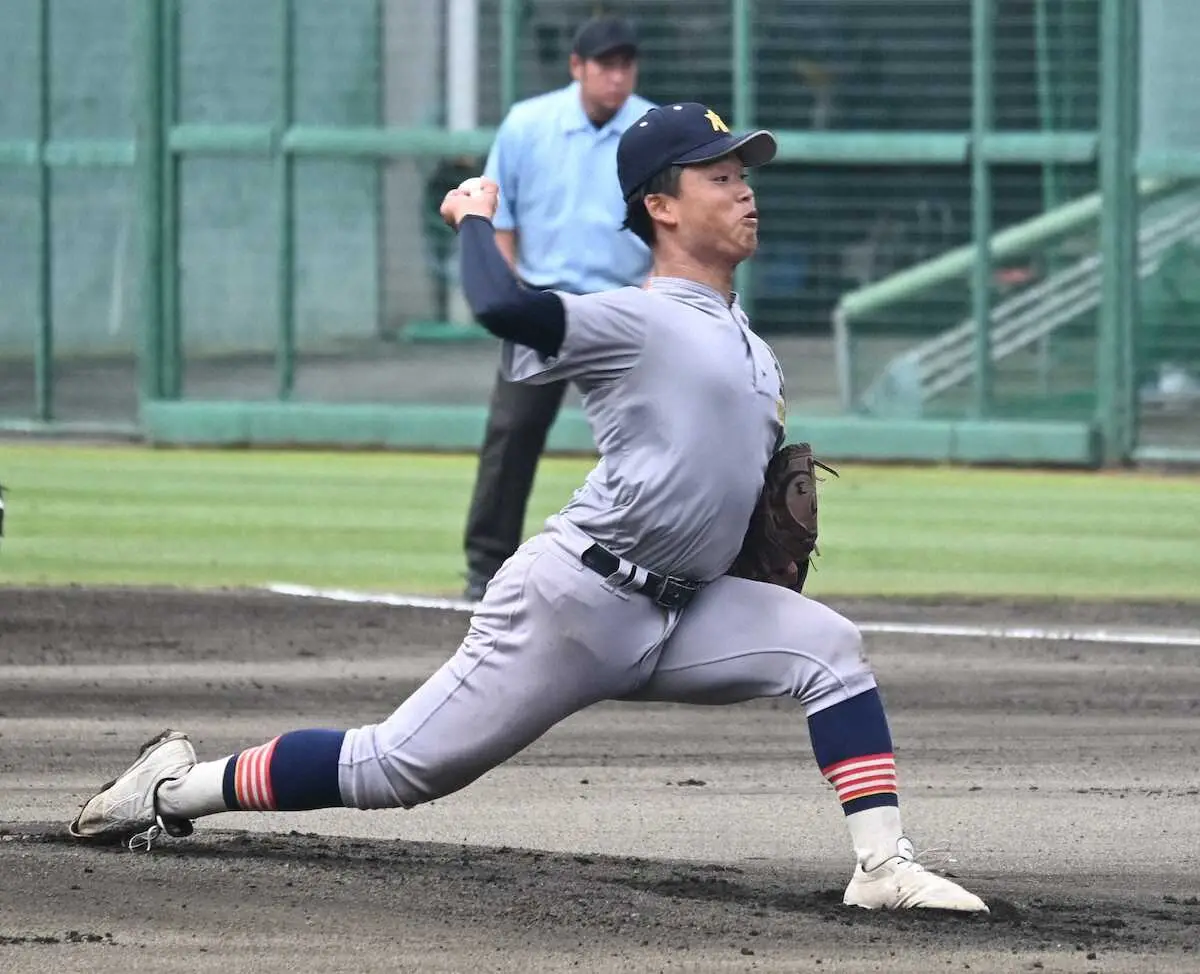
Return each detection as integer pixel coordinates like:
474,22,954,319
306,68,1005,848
1,0,1194,464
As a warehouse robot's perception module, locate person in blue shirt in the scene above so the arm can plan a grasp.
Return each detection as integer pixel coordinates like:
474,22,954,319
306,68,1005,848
461,14,655,601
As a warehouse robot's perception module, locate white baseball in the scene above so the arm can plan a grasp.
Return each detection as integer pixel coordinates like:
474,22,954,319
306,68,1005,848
457,177,488,196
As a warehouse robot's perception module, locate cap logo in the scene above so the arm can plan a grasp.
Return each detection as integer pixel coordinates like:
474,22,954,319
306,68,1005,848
704,109,730,133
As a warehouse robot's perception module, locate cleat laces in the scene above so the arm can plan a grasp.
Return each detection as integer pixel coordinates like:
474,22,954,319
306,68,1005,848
128,817,165,853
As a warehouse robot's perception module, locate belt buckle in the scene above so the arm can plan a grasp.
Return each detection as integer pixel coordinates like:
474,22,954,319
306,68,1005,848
653,575,698,610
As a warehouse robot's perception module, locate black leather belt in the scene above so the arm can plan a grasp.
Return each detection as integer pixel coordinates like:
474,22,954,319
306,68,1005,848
580,544,701,610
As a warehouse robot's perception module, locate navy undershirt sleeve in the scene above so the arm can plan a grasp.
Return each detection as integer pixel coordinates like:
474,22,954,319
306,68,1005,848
458,215,566,358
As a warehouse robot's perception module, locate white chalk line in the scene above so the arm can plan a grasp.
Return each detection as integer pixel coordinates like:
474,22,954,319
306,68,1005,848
269,584,480,614
0,658,429,686
266,582,1200,649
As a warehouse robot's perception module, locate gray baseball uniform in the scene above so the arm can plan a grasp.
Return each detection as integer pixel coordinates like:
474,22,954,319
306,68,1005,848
339,278,874,809
64,96,984,917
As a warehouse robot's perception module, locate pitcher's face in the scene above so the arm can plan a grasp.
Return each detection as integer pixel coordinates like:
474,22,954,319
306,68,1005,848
670,156,760,264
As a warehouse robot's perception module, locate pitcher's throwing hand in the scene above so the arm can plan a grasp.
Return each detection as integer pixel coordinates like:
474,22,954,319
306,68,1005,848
441,177,499,228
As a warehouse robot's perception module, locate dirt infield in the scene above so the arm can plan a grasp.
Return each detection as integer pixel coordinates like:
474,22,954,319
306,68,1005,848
1,587,1198,973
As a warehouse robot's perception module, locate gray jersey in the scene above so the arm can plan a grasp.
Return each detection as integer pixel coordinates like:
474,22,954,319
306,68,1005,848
501,276,786,581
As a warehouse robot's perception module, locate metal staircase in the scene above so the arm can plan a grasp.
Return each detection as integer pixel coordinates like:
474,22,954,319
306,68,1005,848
856,192,1200,417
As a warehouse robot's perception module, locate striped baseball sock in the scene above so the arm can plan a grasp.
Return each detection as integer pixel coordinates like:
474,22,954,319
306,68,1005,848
157,729,346,819
808,687,898,812
807,688,904,861
223,729,346,811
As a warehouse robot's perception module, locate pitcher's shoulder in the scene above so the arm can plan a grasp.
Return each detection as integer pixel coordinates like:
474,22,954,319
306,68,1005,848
568,286,656,310
555,286,656,335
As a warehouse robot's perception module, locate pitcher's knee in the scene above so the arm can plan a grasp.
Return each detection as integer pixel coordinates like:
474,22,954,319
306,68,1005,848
824,612,869,678
338,724,441,810
339,722,504,811
794,607,876,708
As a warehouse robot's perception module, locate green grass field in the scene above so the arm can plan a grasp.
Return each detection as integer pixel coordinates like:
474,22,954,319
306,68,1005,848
1,443,1198,600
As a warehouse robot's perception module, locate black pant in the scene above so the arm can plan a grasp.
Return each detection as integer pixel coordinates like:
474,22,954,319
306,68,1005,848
463,370,568,582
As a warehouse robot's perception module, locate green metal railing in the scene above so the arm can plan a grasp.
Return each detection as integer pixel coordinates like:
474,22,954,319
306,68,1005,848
5,0,1196,465
140,1,1108,395
140,0,499,404
0,0,136,425
832,176,1180,410
830,0,1156,464
1096,0,1140,463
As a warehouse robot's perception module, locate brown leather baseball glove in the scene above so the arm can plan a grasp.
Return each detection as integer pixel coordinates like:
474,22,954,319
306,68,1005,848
726,442,838,593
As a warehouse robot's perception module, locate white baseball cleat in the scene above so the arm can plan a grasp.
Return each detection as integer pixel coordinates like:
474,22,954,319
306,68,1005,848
842,837,989,913
68,729,197,850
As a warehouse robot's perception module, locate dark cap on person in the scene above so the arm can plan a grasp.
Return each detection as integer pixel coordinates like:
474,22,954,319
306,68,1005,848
571,15,639,60
617,102,777,201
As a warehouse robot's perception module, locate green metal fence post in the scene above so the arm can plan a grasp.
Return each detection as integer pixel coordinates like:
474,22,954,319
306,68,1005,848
731,0,754,314
136,0,165,403
1121,0,1141,461
970,0,994,418
500,0,520,111
1032,0,1059,394
35,0,54,420
1034,0,1062,215
276,0,297,400
161,0,181,399
1097,0,1137,464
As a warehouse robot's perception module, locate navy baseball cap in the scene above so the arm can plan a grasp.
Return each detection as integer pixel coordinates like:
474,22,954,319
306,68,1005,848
571,15,639,60
617,102,777,201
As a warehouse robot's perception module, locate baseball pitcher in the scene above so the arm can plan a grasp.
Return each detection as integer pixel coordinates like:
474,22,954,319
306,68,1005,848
66,103,987,914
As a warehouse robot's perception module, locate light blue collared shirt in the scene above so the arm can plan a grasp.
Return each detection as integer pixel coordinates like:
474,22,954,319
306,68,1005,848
484,83,655,294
